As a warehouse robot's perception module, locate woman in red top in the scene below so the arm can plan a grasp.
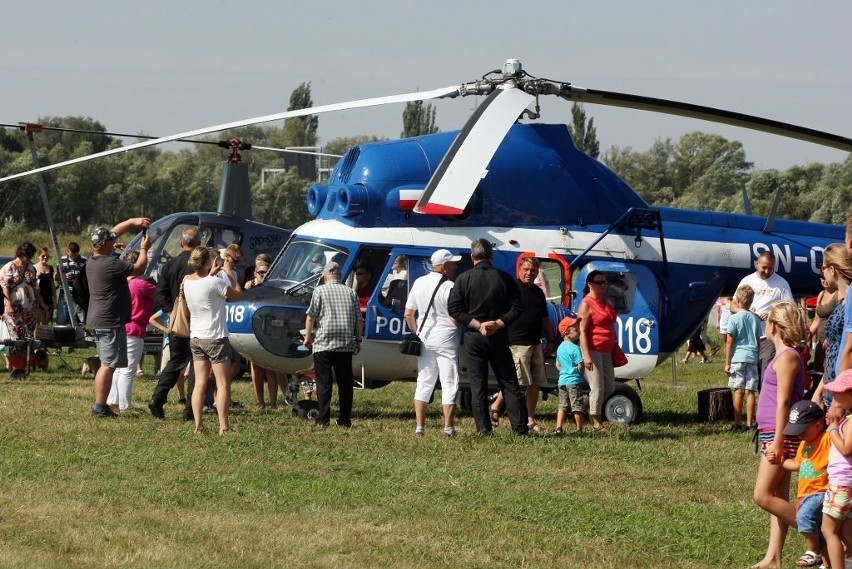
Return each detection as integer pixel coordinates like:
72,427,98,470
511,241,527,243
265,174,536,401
578,270,617,431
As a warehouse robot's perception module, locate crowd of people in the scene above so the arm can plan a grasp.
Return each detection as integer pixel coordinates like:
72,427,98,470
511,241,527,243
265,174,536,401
699,216,852,569
16,215,852,566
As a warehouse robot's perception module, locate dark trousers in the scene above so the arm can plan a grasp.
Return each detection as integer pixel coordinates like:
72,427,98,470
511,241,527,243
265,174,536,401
313,351,354,426
464,330,528,435
150,336,192,407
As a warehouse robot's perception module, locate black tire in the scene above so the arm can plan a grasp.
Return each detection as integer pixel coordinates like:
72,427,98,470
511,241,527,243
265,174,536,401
292,399,319,420
604,382,643,424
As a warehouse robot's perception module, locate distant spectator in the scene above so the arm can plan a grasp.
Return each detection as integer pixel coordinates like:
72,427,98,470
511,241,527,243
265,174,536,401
34,247,55,324
55,241,87,326
1,242,47,375
353,262,375,311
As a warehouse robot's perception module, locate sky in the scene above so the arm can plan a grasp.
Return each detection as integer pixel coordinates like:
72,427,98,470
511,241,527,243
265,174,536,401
2,1,850,171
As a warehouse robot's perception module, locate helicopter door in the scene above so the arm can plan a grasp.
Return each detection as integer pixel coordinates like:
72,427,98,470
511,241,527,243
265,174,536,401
574,261,659,380
365,249,425,341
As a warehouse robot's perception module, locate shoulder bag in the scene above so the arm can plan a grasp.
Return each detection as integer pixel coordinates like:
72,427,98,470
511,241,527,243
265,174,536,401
399,276,447,356
167,278,191,338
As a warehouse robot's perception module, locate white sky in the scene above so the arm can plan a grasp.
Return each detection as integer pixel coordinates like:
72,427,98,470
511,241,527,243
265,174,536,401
2,1,849,170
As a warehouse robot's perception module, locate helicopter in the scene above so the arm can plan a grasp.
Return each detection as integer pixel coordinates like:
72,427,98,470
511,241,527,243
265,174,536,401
2,60,850,423
0,123,295,338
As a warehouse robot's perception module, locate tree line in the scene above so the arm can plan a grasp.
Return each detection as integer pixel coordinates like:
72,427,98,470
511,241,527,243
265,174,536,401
1,89,849,235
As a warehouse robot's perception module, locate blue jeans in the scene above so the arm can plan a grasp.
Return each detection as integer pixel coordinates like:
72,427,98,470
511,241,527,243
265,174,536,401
56,296,84,326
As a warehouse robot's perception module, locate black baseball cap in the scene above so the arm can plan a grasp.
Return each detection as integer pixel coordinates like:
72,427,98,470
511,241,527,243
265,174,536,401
783,400,825,436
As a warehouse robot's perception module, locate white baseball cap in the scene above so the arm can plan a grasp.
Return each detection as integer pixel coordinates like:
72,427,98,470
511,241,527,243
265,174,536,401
430,249,461,267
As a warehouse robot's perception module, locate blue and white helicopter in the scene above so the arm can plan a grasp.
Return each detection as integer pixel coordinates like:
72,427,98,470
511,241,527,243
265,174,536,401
3,60,849,422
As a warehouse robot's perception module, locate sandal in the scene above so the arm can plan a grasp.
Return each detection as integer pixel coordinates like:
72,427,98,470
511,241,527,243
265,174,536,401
796,551,822,567
490,408,500,428
527,421,541,433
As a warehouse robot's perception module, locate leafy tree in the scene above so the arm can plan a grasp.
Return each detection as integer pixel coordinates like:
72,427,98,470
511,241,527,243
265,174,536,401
280,82,318,148
567,103,600,159
401,101,438,138
252,167,312,229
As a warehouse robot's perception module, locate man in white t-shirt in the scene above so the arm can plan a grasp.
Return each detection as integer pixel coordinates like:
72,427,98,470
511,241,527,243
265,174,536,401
736,250,793,378
404,249,461,438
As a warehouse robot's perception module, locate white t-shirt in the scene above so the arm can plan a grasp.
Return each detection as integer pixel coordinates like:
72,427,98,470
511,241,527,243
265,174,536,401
183,275,229,339
405,271,458,351
737,271,793,336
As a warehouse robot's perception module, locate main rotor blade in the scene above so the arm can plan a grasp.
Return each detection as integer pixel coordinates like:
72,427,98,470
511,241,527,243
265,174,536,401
0,85,460,184
415,87,535,215
560,86,852,152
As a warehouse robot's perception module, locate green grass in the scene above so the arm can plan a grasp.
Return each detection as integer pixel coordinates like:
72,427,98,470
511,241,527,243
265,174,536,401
0,351,798,568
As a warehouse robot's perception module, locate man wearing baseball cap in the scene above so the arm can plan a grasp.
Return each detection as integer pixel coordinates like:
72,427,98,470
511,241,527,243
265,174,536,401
404,249,461,437
88,217,151,417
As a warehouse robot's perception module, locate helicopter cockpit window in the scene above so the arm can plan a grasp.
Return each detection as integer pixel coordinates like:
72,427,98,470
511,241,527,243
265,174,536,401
537,259,564,303
379,254,409,310
198,226,242,250
347,247,392,309
604,273,637,314
266,241,349,289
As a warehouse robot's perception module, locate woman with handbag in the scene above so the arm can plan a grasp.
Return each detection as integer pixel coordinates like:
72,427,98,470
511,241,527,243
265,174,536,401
578,270,618,432
403,249,461,437
182,247,243,435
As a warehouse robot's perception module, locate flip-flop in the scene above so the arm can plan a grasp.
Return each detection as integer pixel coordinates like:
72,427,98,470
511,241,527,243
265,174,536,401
527,421,541,433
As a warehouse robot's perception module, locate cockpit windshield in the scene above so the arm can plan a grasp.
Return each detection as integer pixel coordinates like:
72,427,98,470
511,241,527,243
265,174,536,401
266,240,349,290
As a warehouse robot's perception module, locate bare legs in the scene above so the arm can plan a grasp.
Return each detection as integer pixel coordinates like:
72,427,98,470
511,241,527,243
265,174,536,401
192,359,233,435
751,456,795,568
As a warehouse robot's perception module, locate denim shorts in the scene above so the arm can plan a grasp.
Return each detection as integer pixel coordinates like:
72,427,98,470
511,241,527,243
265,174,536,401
797,492,825,535
92,327,128,369
728,362,759,392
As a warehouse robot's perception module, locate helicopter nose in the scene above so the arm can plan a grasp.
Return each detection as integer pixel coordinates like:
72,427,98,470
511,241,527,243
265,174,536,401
227,292,312,361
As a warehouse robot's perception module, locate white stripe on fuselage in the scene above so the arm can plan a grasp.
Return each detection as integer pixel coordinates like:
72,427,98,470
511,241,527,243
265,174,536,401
292,219,753,270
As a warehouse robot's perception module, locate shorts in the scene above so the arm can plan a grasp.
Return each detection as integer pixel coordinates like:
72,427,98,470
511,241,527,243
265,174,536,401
823,484,852,520
92,327,128,369
758,430,800,460
558,385,584,413
727,362,759,392
189,337,233,364
796,492,825,534
511,344,546,387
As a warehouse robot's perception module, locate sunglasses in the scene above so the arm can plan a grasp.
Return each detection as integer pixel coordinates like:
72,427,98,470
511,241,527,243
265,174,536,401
256,270,267,276
590,280,608,285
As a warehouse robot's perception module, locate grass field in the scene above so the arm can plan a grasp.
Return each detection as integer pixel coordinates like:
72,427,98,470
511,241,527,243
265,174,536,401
0,350,802,568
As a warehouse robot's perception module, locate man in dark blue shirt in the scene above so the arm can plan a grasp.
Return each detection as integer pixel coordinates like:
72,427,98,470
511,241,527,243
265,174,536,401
447,239,528,436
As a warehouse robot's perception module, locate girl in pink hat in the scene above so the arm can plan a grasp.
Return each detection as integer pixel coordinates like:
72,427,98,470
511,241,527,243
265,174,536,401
821,369,852,569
